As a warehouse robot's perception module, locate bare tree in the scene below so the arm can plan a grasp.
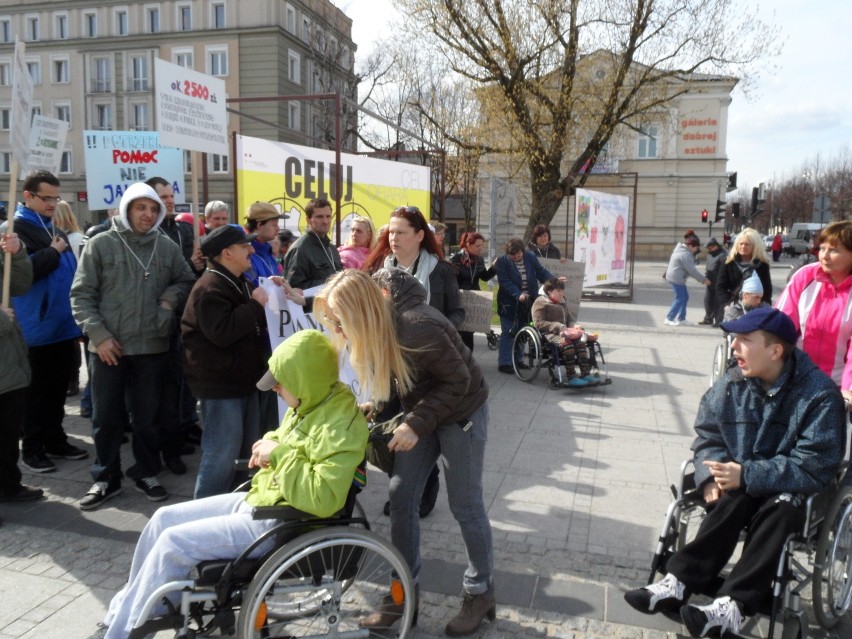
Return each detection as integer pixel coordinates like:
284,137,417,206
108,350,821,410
394,0,781,240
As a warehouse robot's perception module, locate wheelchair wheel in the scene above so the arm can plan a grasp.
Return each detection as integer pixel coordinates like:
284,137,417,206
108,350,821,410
813,485,852,629
710,340,728,386
512,326,542,382
675,502,706,551
238,527,416,638
486,329,499,350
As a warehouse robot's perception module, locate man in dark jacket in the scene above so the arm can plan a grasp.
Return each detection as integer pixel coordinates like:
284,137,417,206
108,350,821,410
0,232,43,504
700,237,725,325
181,225,269,499
2,170,87,473
282,197,342,292
624,307,846,638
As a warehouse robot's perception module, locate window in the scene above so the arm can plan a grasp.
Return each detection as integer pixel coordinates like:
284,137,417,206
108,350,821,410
285,4,296,34
340,46,351,70
209,153,229,173
0,152,11,174
177,4,192,31
0,108,9,130
115,9,129,36
53,57,69,83
131,103,148,130
60,151,72,174
54,14,68,39
55,103,71,124
93,57,111,92
130,55,148,91
301,17,311,43
84,11,98,38
31,105,41,120
173,49,193,68
211,2,225,29
207,48,227,76
0,63,10,86
0,18,10,43
638,125,658,158
146,5,160,33
288,50,300,84
289,102,300,131
96,104,112,130
26,61,41,85
26,15,39,41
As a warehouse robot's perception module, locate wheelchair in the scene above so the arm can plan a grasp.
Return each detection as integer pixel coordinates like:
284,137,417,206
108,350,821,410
710,332,735,386
512,323,611,388
648,459,852,639
127,465,416,638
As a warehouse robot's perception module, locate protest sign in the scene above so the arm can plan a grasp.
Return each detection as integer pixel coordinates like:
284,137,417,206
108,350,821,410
458,290,494,333
23,115,69,176
9,39,33,167
538,259,586,320
573,188,629,287
83,131,185,209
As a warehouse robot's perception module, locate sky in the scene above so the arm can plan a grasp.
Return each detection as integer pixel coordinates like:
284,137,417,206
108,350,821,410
334,0,852,191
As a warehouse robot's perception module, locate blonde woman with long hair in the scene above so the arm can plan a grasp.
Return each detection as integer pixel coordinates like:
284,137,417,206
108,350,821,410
337,215,377,270
53,200,84,259
715,228,773,322
314,268,495,636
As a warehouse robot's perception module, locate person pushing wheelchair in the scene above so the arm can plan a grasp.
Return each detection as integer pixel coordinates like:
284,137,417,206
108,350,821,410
624,307,846,637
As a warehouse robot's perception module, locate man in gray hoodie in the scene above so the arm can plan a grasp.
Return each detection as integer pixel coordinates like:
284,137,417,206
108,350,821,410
71,183,195,510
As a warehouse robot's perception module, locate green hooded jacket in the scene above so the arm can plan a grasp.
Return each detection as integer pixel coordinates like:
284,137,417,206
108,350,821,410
245,329,368,517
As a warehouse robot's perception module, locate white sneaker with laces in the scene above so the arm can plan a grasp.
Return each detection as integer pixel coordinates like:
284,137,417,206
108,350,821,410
623,573,688,613
665,319,680,326
681,595,743,637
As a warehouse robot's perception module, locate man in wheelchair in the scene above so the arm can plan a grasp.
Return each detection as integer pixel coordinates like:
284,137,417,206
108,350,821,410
93,329,369,639
625,307,846,637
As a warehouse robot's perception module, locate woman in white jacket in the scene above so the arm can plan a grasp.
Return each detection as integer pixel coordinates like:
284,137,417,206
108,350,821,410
664,235,710,326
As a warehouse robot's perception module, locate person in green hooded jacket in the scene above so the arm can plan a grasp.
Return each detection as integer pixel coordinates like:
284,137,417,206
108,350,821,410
95,329,368,639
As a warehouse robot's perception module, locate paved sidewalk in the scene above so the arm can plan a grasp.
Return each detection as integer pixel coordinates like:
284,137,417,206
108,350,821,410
1,258,847,638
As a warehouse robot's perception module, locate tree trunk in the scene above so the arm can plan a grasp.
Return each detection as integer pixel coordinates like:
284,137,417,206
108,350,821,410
523,160,565,243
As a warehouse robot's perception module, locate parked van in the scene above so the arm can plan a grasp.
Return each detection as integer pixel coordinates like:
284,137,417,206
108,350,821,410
788,223,825,255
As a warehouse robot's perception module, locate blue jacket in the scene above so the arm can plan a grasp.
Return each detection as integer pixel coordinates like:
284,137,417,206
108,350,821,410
10,205,81,346
246,239,278,286
693,348,846,496
495,251,553,319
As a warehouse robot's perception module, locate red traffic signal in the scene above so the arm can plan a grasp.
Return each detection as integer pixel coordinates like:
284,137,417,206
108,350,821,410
701,209,709,223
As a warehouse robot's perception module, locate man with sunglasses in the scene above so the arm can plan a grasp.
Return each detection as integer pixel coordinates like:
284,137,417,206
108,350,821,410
0,170,87,474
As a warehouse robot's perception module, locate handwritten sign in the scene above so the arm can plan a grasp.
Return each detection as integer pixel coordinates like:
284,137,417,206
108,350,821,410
458,290,494,333
154,58,228,156
23,115,69,176
83,131,185,209
539,259,585,321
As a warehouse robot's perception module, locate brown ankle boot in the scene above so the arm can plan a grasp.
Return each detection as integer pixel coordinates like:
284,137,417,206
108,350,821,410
360,584,419,629
445,587,496,636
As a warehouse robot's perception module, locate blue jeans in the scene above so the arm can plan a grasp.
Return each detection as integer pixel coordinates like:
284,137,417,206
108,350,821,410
497,314,520,366
389,403,493,595
194,396,260,499
667,283,689,321
89,353,167,482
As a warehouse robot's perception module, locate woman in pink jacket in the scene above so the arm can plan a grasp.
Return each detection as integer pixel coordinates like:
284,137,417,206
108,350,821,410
776,220,852,404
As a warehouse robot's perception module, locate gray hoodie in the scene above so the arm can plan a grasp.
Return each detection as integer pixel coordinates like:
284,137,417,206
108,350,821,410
665,243,705,285
71,182,196,356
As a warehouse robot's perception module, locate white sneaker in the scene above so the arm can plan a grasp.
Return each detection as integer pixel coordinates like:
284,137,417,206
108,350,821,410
665,319,680,326
678,319,694,326
681,596,743,637
624,573,688,613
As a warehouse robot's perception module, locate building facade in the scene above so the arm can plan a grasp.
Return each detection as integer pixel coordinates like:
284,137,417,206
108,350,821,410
0,0,356,224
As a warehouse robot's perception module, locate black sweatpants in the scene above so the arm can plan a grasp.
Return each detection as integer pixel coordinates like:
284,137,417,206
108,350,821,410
21,339,76,457
666,489,805,615
0,387,26,494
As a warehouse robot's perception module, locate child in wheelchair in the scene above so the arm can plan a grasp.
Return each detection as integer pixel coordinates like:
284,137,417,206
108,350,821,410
92,330,369,639
624,308,846,638
531,278,599,388
722,271,770,323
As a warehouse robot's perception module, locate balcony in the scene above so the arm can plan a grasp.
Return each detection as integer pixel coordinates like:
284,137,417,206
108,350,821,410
92,79,111,93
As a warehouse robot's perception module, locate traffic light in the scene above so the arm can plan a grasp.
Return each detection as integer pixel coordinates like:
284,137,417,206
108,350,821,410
732,203,741,218
715,200,726,223
751,186,766,218
727,172,738,192
701,209,708,223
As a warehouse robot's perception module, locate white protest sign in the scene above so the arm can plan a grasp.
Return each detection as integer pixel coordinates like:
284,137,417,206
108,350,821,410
83,131,185,209
22,115,69,176
539,259,586,321
458,290,494,334
10,39,34,166
260,279,366,421
573,188,630,287
154,58,228,156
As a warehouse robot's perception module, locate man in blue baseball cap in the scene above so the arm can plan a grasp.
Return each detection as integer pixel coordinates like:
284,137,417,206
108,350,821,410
625,306,846,637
